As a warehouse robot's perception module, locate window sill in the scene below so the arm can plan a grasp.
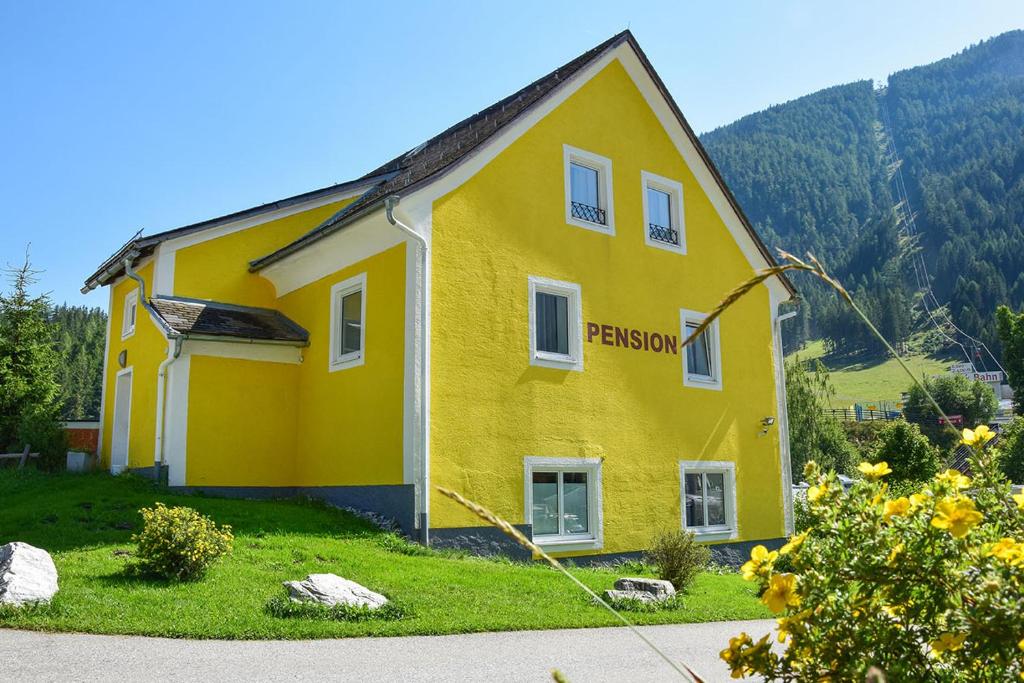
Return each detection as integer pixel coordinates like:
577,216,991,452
534,535,603,553
531,352,583,372
645,237,687,255
687,527,738,543
329,354,364,373
566,215,615,235
683,375,722,391
121,329,136,341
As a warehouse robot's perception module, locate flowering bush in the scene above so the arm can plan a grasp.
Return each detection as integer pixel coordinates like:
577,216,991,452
132,503,233,580
722,425,1024,680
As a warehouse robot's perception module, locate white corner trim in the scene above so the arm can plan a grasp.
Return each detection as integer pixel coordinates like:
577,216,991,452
523,456,604,551
615,46,789,301
164,353,190,487
527,276,584,372
97,286,113,459
641,170,686,255
563,144,615,235
121,289,138,340
770,292,795,535
680,308,722,391
679,459,739,541
328,272,367,372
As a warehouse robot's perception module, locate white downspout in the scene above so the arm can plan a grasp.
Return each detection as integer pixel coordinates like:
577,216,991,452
385,195,430,545
123,258,182,480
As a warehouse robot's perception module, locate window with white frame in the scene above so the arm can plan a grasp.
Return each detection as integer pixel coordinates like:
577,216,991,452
528,276,583,371
680,309,722,390
680,460,737,540
525,457,603,550
329,273,366,371
121,289,138,339
642,171,685,253
564,145,614,233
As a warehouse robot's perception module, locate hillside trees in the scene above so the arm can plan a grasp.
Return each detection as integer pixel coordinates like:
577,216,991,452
996,305,1024,414
50,304,106,420
904,373,999,449
785,357,855,477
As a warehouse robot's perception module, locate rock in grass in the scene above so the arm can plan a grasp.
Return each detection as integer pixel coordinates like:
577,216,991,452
283,573,387,609
0,542,59,607
603,577,676,603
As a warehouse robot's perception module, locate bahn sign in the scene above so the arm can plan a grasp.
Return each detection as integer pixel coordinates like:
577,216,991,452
949,363,1003,384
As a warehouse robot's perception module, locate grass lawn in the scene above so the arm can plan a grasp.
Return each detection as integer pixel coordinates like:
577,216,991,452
789,339,951,406
0,469,768,639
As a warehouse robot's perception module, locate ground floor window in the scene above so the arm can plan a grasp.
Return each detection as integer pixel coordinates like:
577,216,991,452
524,457,602,550
679,460,737,541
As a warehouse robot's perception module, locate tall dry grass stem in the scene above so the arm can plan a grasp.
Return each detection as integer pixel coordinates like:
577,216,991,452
435,487,704,682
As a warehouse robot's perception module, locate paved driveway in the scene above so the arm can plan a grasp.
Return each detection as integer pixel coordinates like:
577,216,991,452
1,620,773,682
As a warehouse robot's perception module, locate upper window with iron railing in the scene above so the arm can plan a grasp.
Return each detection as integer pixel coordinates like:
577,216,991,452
569,162,606,226
642,172,685,253
647,187,678,246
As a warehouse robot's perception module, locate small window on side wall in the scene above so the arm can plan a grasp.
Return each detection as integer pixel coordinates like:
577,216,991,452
642,171,685,254
525,456,603,551
564,145,614,234
528,276,583,371
680,460,737,541
680,309,721,390
329,273,366,372
121,289,138,339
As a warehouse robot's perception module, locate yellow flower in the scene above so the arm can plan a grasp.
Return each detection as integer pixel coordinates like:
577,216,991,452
883,497,911,522
887,543,905,566
858,461,892,480
780,531,808,555
1018,636,1024,651
807,484,828,503
931,497,983,538
741,544,778,581
762,573,800,613
930,632,966,655
936,469,972,490
909,493,929,509
1013,493,1024,510
988,538,1024,566
962,425,995,446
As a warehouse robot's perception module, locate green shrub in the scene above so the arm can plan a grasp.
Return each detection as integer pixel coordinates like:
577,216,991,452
14,406,67,472
377,532,434,556
265,594,406,622
905,373,998,449
999,416,1024,483
843,420,888,461
869,419,940,483
645,529,710,593
131,503,233,580
722,428,1024,680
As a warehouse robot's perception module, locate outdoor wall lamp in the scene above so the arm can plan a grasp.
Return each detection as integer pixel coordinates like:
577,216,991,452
759,416,776,436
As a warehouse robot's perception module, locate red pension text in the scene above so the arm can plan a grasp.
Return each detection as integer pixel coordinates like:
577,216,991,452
585,322,678,355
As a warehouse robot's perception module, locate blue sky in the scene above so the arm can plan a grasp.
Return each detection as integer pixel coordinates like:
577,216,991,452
2,1,1022,307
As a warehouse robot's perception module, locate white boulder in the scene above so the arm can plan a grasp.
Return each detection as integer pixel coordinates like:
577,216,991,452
0,542,59,607
604,577,677,604
283,573,388,609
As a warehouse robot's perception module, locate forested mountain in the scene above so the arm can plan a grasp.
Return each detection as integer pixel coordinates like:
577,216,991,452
49,305,106,420
702,30,1024,362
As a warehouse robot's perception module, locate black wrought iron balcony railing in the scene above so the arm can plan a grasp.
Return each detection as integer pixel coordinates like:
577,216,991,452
571,201,606,225
649,222,679,246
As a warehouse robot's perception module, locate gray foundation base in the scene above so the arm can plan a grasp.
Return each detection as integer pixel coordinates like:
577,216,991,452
168,484,416,537
429,525,534,561
129,465,168,484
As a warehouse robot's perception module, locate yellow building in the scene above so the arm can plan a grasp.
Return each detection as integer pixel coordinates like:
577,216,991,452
83,32,796,561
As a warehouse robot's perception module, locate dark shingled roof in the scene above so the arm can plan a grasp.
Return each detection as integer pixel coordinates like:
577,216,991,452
150,296,308,344
247,31,796,298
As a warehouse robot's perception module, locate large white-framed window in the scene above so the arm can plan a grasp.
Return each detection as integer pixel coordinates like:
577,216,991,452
680,460,737,541
528,276,583,371
329,272,366,372
680,308,722,390
563,144,614,234
641,171,686,254
524,456,603,551
121,289,138,340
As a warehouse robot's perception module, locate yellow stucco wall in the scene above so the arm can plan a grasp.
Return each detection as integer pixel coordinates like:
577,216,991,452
185,355,299,486
428,59,785,554
278,243,407,487
173,198,355,307
100,261,165,470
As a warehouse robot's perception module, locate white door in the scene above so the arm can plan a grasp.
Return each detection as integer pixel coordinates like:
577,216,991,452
111,369,132,474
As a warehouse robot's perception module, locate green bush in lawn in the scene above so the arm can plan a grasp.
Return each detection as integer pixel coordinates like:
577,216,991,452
999,416,1024,484
645,529,710,593
131,502,233,580
869,419,940,483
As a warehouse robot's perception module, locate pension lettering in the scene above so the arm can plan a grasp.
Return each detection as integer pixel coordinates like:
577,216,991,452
585,322,678,355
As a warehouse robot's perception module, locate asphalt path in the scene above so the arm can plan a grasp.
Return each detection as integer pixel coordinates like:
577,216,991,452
1,619,775,682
